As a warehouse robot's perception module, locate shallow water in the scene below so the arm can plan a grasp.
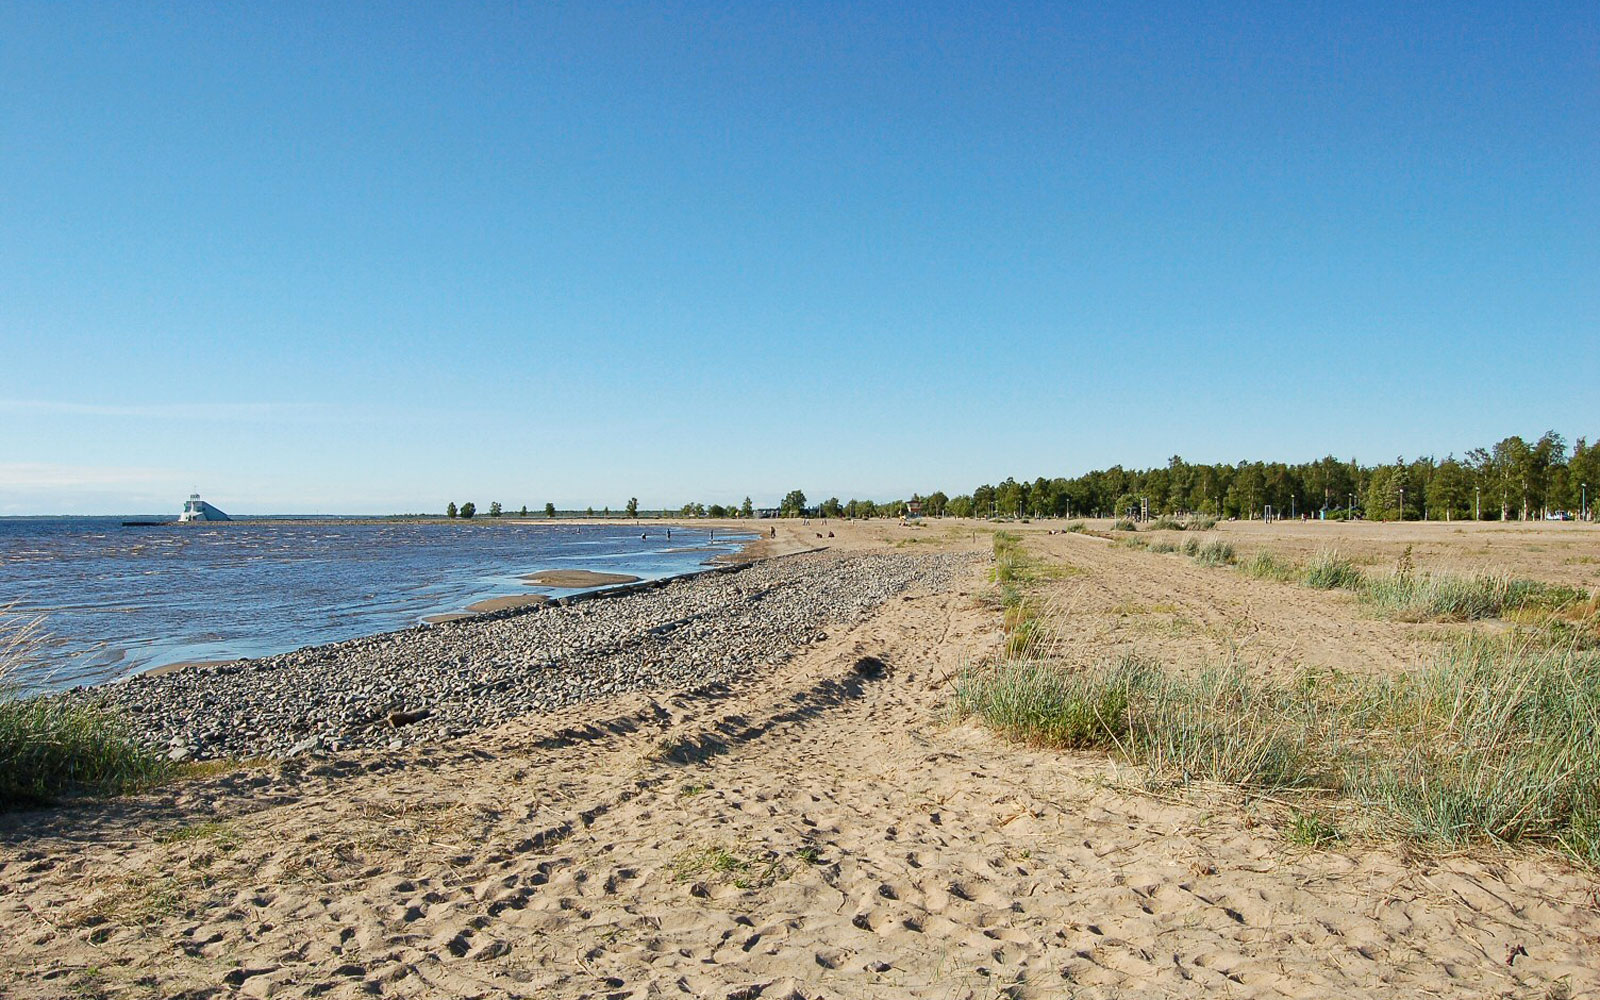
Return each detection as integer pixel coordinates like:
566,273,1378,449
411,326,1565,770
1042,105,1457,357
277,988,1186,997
0,518,751,693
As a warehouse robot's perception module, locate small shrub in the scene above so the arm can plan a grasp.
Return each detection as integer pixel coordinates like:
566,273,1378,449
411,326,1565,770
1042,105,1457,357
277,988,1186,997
1186,515,1218,531
1146,516,1184,531
1148,540,1179,554
1111,518,1138,531
1064,521,1088,534
1303,549,1363,590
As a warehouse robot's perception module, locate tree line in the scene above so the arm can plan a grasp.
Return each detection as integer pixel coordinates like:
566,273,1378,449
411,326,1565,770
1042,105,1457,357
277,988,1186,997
437,430,1595,523
913,430,1594,522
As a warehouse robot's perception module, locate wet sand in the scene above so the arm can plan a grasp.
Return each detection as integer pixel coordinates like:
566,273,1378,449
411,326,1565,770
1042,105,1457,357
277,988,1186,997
520,570,642,588
463,594,553,614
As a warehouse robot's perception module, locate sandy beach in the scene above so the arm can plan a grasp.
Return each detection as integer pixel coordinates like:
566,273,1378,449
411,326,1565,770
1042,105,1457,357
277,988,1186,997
3,517,1599,998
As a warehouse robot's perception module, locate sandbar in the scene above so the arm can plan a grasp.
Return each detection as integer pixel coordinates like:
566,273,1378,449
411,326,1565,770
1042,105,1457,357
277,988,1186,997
421,612,479,625
464,594,553,614
145,658,241,677
520,569,642,588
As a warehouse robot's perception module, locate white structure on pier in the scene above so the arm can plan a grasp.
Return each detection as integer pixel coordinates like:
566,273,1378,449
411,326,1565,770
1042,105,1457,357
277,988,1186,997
178,494,231,522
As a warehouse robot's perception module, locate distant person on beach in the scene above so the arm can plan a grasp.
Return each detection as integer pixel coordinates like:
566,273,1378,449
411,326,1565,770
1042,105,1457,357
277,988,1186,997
770,526,776,538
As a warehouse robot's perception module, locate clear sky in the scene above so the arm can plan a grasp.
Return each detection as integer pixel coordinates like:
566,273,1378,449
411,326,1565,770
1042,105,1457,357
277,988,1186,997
2,2,1595,514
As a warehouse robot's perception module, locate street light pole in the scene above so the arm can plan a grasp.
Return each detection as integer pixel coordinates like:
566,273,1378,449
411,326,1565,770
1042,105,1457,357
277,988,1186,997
1348,493,1354,519
1584,483,1589,522
1399,486,1405,523
1475,486,1481,521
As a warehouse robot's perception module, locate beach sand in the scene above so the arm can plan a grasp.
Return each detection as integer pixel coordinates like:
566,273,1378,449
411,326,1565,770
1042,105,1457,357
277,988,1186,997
3,517,1598,997
463,594,553,614
520,570,642,588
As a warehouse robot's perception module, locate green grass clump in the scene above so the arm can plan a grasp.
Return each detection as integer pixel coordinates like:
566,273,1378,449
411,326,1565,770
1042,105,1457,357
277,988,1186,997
1359,571,1585,623
1287,810,1342,847
957,639,1600,866
1111,518,1138,531
1064,521,1088,533
1146,516,1185,531
953,657,1140,749
1186,515,1218,531
1,615,169,809
1148,540,1179,554
1189,539,1235,567
954,656,1323,788
1240,550,1298,582
1341,640,1600,858
990,531,1029,584
1302,549,1364,590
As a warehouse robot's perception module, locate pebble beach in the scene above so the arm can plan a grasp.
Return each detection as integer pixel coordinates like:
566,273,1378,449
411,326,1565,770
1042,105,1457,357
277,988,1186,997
89,549,970,760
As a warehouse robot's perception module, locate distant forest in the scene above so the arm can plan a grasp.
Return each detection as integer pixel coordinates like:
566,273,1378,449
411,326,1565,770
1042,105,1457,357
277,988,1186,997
833,431,1596,522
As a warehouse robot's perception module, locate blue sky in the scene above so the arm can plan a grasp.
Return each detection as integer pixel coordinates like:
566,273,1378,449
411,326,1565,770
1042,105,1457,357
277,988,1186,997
2,2,1595,514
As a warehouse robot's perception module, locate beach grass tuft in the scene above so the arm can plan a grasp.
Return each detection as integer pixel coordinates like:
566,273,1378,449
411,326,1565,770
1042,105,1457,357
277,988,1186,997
956,638,1600,865
1241,546,1591,627
1240,549,1298,582
1189,539,1235,567
1145,516,1185,531
0,612,168,810
1110,518,1138,531
1301,549,1365,590
1186,514,1218,531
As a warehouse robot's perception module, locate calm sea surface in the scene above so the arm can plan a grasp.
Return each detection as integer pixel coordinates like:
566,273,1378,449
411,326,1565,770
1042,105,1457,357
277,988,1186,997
0,518,752,694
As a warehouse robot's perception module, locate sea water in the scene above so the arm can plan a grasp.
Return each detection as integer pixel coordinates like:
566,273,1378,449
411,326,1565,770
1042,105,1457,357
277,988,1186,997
0,518,752,693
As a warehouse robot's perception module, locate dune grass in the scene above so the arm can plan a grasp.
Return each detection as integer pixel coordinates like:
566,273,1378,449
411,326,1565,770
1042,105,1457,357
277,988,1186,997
1064,521,1088,534
1243,546,1590,627
1111,518,1138,531
955,638,1600,865
1145,515,1185,531
990,533,1044,655
0,613,168,809
1187,538,1235,566
1240,549,1298,583
1301,548,1365,590
1186,514,1218,531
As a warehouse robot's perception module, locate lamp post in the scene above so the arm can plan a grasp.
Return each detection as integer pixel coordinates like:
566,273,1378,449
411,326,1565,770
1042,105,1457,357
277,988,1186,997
1348,493,1354,519
1584,483,1589,522
1475,486,1481,521
1399,486,1405,523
